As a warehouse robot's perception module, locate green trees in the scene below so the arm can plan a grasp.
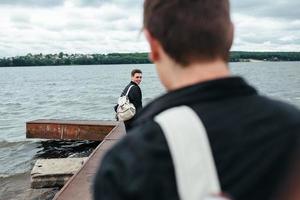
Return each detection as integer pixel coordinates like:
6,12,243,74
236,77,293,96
229,52,300,62
0,53,151,67
0,52,300,67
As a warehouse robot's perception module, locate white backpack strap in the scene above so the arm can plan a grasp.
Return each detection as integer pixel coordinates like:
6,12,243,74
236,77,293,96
125,85,135,96
154,106,221,200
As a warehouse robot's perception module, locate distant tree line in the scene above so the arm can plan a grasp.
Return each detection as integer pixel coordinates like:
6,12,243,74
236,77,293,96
1,52,300,67
230,52,300,62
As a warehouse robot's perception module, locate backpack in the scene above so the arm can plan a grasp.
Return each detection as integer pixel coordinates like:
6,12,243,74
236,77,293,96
155,106,230,200
116,85,136,121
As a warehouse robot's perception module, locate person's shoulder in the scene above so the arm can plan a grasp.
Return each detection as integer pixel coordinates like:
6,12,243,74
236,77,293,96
262,96,300,116
131,84,141,91
128,85,141,97
257,95,300,128
102,120,164,165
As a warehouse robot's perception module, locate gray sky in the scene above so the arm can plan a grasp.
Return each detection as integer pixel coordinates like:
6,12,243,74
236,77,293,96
0,0,299,57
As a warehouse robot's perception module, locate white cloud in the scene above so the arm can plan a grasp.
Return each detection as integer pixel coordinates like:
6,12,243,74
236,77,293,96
0,1,145,57
231,0,300,51
231,0,300,20
0,0,63,7
0,0,299,57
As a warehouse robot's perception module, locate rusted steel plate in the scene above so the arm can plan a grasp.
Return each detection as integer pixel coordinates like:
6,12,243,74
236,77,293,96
26,120,118,141
53,122,126,200
27,120,119,126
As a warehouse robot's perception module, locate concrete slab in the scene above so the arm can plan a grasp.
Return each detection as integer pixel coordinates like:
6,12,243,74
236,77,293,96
31,158,87,189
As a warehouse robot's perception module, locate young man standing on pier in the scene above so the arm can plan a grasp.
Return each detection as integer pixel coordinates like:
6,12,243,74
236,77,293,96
94,0,300,200
115,69,143,131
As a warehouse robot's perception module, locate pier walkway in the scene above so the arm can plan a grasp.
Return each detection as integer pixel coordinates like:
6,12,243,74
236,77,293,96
26,120,126,200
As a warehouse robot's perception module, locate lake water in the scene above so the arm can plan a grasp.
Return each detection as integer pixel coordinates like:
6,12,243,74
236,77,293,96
0,62,300,197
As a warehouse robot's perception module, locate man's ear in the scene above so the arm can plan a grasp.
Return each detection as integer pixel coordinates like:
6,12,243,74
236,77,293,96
228,22,234,48
144,29,160,62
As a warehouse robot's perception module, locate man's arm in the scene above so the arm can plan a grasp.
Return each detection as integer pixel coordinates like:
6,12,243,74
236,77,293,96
128,86,142,111
93,151,127,200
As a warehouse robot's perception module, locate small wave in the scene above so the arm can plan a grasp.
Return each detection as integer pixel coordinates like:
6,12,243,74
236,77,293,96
0,173,12,178
0,125,16,130
58,89,72,93
0,171,30,179
50,100,79,106
2,92,14,96
47,83,57,86
0,140,35,148
0,102,22,107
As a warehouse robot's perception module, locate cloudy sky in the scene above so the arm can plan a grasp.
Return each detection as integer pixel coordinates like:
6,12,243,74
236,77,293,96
0,0,299,57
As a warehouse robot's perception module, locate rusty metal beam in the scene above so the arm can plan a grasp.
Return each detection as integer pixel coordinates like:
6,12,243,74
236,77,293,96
26,120,118,141
53,122,126,200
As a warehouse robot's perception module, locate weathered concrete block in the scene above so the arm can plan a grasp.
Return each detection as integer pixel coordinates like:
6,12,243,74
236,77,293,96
31,158,87,189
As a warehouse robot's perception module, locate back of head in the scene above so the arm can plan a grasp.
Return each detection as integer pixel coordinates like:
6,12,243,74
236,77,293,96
143,0,233,66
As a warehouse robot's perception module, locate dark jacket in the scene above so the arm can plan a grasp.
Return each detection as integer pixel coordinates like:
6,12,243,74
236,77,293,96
115,81,142,129
95,77,300,200
120,81,142,113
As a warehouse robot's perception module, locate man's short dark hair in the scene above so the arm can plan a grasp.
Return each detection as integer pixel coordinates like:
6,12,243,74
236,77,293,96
143,0,233,66
131,69,142,77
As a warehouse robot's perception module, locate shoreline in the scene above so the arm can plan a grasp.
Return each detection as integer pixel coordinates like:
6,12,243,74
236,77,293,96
1,60,300,68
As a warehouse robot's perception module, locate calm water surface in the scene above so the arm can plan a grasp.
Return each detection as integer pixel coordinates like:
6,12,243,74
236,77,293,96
0,62,299,180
